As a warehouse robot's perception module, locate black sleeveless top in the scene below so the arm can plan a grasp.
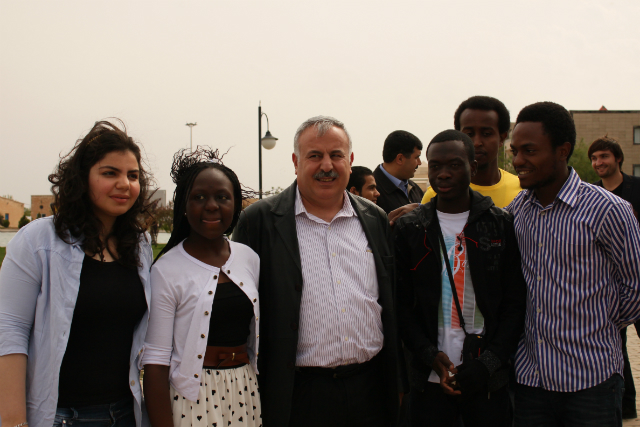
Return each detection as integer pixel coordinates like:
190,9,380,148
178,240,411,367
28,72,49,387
57,255,147,407
207,281,254,347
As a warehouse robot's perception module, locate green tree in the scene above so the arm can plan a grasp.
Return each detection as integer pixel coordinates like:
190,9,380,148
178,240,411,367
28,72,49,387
498,145,515,174
568,138,599,183
0,218,9,228
24,207,31,217
153,201,174,233
18,215,30,228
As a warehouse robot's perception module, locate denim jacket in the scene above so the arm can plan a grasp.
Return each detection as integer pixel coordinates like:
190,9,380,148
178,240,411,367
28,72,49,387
0,217,152,427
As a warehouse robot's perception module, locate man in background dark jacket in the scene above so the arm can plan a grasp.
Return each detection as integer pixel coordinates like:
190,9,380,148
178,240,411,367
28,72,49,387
589,135,640,419
394,130,526,427
373,130,425,214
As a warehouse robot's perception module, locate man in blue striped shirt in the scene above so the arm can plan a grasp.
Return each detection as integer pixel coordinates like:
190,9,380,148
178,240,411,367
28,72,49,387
507,101,640,427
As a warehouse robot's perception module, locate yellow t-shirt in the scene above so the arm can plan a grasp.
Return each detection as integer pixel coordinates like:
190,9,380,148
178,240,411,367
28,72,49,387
421,168,522,208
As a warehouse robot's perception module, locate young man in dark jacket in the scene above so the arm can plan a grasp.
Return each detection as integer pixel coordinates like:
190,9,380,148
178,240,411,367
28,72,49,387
394,130,526,427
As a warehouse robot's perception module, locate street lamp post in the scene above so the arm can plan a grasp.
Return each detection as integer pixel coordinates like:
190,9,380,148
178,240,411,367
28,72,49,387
258,102,278,199
186,122,197,151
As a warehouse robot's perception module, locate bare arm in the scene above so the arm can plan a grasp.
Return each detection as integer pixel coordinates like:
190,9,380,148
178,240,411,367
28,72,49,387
0,354,28,427
143,364,174,427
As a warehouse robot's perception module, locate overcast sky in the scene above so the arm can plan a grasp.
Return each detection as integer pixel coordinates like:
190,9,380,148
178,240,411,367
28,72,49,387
1,0,639,207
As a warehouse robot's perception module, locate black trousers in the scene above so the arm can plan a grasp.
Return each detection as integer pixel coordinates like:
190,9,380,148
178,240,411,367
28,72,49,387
621,326,637,417
288,356,389,427
409,381,511,427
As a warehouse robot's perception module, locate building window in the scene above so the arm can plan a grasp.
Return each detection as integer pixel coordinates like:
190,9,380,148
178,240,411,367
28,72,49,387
4,213,8,221
40,205,43,209
634,165,640,177
635,127,640,145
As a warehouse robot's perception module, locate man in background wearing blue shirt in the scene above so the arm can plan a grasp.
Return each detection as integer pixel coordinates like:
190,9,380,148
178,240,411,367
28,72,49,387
507,101,640,427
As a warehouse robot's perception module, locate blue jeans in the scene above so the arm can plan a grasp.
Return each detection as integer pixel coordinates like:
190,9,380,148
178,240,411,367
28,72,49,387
54,397,135,427
514,374,624,427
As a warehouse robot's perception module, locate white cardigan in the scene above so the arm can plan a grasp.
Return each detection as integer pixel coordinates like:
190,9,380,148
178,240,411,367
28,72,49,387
142,239,260,402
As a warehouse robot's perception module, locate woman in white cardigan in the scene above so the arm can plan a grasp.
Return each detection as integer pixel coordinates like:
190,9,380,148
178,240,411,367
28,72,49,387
143,148,261,427
0,120,154,427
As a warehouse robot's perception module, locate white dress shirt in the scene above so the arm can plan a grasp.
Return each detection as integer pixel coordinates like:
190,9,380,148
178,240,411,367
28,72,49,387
294,189,383,367
0,217,152,427
142,239,260,402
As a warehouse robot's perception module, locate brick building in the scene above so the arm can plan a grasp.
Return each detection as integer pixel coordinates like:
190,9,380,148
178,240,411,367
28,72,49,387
570,107,640,176
31,195,55,219
0,196,25,228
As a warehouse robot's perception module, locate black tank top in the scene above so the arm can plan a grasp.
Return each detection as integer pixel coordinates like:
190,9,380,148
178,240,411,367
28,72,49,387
57,255,147,407
207,281,254,347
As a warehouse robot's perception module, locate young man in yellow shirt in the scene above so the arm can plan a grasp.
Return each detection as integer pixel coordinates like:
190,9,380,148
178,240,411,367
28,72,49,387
422,96,521,208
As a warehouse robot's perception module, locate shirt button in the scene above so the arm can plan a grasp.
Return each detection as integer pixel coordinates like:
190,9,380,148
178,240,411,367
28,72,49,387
538,243,543,248
194,374,199,378
204,311,209,315
537,276,542,281
201,334,206,338
257,334,260,338
227,270,231,274
328,226,331,230
538,339,543,344
240,282,244,287
332,253,336,257
208,291,213,295
342,308,346,313
198,355,202,359
541,212,546,216
256,316,259,320
130,380,135,386
537,308,541,313
337,280,341,284
345,337,349,341
214,275,218,279
535,369,539,375
253,298,257,303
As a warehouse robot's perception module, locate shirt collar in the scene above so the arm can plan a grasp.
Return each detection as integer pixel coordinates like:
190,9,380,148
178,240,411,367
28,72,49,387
522,167,581,208
295,187,357,222
379,163,408,191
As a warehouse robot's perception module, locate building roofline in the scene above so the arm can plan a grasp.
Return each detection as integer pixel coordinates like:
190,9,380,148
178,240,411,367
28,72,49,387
570,110,640,114
0,196,25,205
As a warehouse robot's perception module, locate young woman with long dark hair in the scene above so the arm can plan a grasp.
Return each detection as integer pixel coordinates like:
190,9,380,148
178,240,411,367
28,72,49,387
142,148,262,427
0,120,154,427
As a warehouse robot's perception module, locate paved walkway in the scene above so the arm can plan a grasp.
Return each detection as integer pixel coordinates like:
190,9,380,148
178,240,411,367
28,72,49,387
625,328,640,426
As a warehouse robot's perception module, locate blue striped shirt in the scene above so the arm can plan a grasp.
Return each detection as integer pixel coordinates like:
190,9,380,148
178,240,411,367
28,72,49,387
506,168,640,392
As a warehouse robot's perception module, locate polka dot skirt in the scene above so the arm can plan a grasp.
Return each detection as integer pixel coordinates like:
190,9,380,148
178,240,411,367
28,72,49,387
170,364,262,427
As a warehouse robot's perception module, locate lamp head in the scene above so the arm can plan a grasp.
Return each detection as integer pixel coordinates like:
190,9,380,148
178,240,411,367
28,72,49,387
261,130,278,150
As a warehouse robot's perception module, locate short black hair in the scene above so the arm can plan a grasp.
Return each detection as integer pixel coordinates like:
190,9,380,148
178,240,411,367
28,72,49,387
382,130,423,163
427,130,475,163
588,135,624,167
347,166,373,193
454,96,511,134
515,101,576,159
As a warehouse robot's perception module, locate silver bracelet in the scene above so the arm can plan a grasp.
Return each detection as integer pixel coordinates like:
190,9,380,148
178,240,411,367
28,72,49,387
14,422,28,427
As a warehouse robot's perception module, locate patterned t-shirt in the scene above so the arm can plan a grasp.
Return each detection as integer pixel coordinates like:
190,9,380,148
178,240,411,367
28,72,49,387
428,210,485,383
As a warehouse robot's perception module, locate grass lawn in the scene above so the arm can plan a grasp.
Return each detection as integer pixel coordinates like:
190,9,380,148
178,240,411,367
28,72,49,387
0,247,5,268
152,243,166,260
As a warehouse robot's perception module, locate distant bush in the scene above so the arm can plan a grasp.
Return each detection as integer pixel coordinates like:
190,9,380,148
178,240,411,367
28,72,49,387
19,215,30,228
0,219,9,228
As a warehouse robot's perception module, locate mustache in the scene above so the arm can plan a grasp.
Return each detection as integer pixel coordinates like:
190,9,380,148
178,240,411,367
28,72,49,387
313,170,339,179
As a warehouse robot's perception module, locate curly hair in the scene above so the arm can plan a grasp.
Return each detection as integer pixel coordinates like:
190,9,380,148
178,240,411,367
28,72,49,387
515,101,577,160
155,147,256,262
48,120,153,268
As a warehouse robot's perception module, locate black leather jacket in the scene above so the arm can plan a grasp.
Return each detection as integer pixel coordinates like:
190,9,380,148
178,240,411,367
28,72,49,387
394,189,526,389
